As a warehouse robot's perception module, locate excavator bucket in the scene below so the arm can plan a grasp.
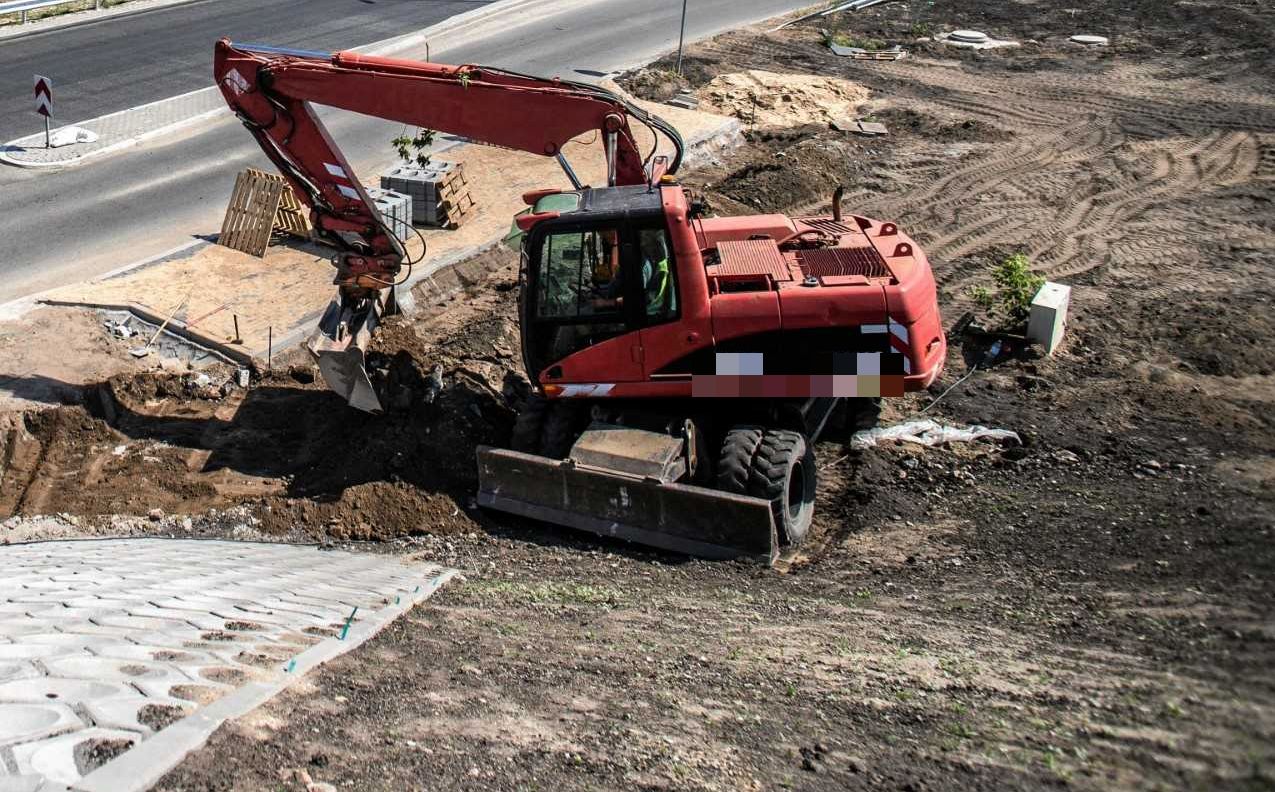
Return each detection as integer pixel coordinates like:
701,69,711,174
306,291,387,414
476,446,780,563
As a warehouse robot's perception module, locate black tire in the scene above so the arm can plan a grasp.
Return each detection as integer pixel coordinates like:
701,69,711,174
748,430,816,547
510,394,551,453
540,401,582,459
716,425,765,494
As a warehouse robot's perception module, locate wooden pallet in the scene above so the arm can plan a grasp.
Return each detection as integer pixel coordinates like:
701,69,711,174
436,163,477,230
219,168,311,257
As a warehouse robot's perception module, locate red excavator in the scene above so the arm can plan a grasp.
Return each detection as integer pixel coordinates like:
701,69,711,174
214,40,946,562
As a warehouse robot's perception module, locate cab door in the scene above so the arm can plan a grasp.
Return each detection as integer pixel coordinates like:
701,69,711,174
523,221,645,385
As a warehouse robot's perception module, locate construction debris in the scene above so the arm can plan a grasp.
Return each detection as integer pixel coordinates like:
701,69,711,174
938,30,1020,50
218,168,312,257
829,43,907,60
1070,34,1110,46
832,118,889,136
774,0,899,30
850,419,1021,450
47,126,98,148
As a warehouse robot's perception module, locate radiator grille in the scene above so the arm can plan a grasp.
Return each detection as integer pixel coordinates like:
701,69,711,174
797,246,892,279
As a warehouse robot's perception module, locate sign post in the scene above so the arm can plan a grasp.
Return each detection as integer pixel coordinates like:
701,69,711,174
34,75,53,148
675,0,688,75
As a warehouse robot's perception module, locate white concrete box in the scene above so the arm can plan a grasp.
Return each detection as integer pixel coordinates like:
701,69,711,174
1027,282,1071,355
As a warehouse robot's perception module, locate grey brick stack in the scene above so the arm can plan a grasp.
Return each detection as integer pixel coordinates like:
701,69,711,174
381,161,456,227
365,187,413,243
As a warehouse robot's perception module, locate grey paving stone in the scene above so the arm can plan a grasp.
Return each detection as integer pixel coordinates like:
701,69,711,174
0,538,453,790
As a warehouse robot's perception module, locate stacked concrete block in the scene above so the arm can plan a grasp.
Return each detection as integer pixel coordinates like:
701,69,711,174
380,160,474,228
365,187,413,243
382,162,449,226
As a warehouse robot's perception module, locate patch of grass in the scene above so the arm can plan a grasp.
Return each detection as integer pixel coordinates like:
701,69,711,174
1,0,126,26
466,580,625,607
824,30,887,50
945,721,977,740
910,21,934,37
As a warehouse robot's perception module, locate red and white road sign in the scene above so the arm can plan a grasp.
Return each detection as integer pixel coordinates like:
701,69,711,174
34,75,53,118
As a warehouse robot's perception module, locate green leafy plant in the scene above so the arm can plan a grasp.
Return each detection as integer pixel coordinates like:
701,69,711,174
391,128,437,168
969,253,1045,326
823,29,886,50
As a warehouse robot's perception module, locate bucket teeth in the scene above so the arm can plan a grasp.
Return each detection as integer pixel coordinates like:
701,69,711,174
306,291,387,414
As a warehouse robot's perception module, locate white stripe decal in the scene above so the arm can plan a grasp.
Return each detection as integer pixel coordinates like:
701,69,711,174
560,384,615,398
336,185,360,200
324,163,349,179
224,69,249,96
861,324,888,334
889,322,910,344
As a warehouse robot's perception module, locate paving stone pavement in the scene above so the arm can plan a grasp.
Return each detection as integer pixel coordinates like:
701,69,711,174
0,538,455,792
0,89,225,168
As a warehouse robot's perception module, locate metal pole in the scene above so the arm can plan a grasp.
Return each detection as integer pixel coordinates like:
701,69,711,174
675,0,688,75
44,116,50,148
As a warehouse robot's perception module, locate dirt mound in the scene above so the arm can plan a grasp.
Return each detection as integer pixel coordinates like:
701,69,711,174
697,70,869,128
0,246,525,543
256,481,470,540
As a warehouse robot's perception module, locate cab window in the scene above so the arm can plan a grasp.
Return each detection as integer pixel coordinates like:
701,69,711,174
637,227,678,325
536,227,623,321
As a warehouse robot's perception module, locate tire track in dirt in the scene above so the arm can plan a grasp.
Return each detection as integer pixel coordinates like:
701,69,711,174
1035,132,1260,281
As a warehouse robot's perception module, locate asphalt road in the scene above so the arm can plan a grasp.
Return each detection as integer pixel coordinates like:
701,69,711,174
0,0,491,143
0,0,809,303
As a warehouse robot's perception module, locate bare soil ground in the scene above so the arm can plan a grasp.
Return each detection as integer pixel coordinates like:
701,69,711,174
3,0,1275,789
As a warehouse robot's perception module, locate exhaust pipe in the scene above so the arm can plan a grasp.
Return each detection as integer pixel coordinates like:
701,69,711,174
832,185,845,222
306,289,388,413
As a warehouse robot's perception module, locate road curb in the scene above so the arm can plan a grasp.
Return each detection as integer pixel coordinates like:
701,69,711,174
0,0,542,170
0,0,213,42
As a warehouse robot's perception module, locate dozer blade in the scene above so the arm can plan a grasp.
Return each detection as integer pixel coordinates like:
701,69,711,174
306,291,387,414
476,446,779,563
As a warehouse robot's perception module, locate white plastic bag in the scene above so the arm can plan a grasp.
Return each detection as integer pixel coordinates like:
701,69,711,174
850,419,1020,450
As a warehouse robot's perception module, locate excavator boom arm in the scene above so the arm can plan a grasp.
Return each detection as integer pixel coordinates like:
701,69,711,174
213,40,682,284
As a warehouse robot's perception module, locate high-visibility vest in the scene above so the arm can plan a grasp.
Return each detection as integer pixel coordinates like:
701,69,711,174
646,256,670,315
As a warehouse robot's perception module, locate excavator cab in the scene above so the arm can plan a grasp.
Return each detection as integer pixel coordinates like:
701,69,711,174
517,186,679,383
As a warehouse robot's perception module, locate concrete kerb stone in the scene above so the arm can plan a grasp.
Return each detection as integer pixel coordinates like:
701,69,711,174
0,90,227,170
0,0,545,170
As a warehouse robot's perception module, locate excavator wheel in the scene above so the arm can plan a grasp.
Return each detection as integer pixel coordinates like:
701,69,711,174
716,426,765,494
540,401,584,459
510,394,551,453
748,430,816,547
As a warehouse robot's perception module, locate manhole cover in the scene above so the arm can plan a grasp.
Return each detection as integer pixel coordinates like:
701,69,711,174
948,29,989,44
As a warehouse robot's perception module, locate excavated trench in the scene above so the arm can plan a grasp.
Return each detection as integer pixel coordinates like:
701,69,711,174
0,247,527,541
